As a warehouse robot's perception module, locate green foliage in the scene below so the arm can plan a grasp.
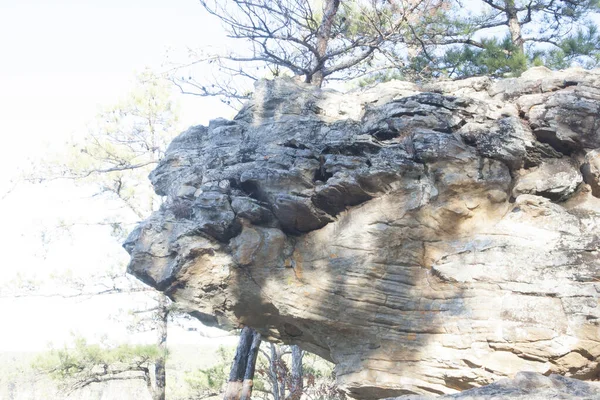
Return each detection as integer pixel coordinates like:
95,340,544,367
442,37,528,78
356,70,406,87
37,68,181,223
532,24,600,69
183,346,232,395
335,2,386,39
33,335,163,393
393,0,600,80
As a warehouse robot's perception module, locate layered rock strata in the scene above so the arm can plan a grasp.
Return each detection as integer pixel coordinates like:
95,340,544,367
125,67,600,399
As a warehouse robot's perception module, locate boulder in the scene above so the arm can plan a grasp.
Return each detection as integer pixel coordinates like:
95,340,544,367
124,69,600,398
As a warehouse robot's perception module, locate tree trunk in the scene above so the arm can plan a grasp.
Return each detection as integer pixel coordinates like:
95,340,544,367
142,367,153,396
311,0,341,87
505,0,524,53
153,295,168,400
276,346,285,400
286,346,303,400
240,332,261,400
224,327,262,400
269,343,281,400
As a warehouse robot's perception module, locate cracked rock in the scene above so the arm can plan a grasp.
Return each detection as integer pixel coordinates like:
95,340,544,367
512,158,583,201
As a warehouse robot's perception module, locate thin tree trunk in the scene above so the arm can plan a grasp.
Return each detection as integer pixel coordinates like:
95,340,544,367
142,367,153,396
269,343,281,400
224,327,262,400
311,0,341,86
276,346,285,400
153,295,168,400
286,346,303,400
505,0,524,53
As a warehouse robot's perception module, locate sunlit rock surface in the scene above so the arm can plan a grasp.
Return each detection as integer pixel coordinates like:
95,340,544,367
389,372,600,399
125,67,600,399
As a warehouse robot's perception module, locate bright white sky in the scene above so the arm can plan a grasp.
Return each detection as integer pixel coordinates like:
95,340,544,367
0,0,236,351
0,0,233,172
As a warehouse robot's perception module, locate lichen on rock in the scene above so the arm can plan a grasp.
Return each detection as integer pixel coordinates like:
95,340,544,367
124,67,600,399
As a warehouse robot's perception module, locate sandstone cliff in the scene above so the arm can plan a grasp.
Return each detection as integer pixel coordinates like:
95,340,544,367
124,67,600,399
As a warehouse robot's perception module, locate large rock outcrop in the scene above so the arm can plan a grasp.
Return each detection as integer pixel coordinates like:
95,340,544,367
124,67,600,399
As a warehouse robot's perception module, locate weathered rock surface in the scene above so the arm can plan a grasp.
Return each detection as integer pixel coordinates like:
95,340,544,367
389,372,600,399
124,67,600,399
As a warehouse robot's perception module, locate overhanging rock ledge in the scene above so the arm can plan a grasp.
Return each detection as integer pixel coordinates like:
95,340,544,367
124,67,600,399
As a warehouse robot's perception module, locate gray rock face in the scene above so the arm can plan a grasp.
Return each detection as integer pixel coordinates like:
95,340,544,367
124,68,600,399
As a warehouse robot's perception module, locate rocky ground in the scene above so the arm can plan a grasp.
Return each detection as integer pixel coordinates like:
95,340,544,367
390,372,600,399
